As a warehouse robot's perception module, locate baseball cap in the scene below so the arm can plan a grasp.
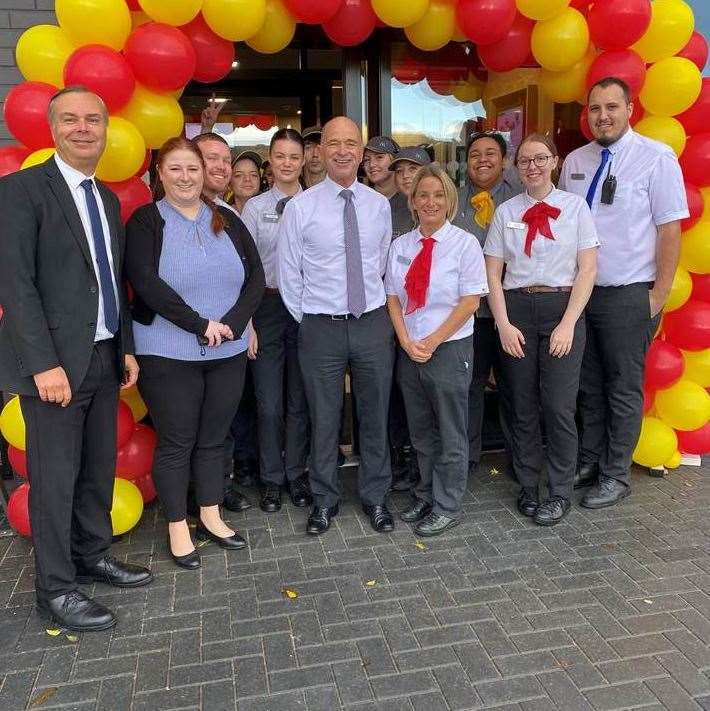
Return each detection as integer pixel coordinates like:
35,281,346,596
364,136,400,155
466,130,508,158
302,126,322,142
232,150,263,169
389,146,432,170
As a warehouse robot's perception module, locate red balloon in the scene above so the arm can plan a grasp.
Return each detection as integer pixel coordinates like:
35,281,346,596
7,445,28,478
124,22,196,92
629,99,644,127
586,49,646,99
677,78,710,137
323,0,376,47
64,45,136,113
137,149,152,177
643,386,654,415
588,0,651,50
569,0,592,13
664,301,710,351
580,106,593,141
680,133,710,188
677,32,709,72
644,340,684,390
126,0,140,8
116,423,156,480
133,473,157,504
0,145,31,178
117,399,135,450
479,13,534,73
180,15,235,84
677,421,710,454
284,0,343,24
457,0,517,46
107,177,152,224
3,82,56,151
692,274,710,304
683,182,704,232
8,483,31,538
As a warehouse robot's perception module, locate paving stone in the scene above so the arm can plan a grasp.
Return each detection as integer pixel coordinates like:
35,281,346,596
583,681,658,710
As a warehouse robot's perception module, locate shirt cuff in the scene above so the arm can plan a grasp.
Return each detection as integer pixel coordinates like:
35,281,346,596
655,210,690,226
460,281,489,296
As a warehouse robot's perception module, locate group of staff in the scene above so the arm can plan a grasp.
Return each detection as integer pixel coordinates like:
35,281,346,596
0,75,688,633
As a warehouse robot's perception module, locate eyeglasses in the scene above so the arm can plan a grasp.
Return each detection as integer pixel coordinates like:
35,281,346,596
517,154,553,169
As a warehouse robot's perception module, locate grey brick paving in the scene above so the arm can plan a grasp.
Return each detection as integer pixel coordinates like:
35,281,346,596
2,455,710,709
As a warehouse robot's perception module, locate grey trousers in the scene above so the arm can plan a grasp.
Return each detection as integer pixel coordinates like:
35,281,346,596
579,283,660,485
398,338,473,518
298,307,394,507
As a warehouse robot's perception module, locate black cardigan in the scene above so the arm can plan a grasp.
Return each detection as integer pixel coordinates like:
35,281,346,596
125,202,265,340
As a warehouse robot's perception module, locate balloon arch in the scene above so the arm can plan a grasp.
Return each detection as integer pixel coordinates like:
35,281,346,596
1,0,710,534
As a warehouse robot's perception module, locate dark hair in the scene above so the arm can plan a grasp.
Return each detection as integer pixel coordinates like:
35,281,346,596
587,77,632,105
48,85,108,124
155,136,226,235
467,130,508,159
269,128,305,153
193,132,231,149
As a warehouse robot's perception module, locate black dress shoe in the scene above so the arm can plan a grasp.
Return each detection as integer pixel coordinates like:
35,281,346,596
415,511,460,537
580,475,630,509
288,475,312,508
574,462,599,489
307,504,339,535
517,489,539,517
363,503,395,533
223,487,251,512
76,556,153,587
260,485,282,513
534,496,571,526
400,498,432,522
167,538,200,570
195,522,247,550
37,590,116,632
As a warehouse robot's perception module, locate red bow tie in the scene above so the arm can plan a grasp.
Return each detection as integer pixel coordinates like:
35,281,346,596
404,237,435,314
522,201,561,257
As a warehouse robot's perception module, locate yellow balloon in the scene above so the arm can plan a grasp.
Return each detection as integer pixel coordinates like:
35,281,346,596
516,0,570,21
531,8,589,72
639,57,702,117
131,10,151,29
246,0,296,54
55,0,131,51
372,0,430,28
701,186,710,221
682,349,710,387
95,117,146,183
121,385,148,422
111,478,144,535
138,0,202,25
0,396,25,450
540,44,596,104
405,0,456,52
202,0,267,41
634,116,687,157
633,416,678,467
632,0,694,63
16,25,74,88
664,265,692,313
118,83,184,149
664,450,682,469
452,74,484,104
21,148,55,170
655,379,710,431
680,221,710,274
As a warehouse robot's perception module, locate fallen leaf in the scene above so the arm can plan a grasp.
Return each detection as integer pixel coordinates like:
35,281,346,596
365,580,376,587
415,541,427,550
643,599,653,605
556,659,573,669
282,588,299,599
30,688,57,707
45,628,61,637
65,633,79,642
490,467,500,476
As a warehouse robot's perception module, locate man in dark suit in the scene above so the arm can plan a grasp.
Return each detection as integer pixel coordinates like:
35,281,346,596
0,86,152,632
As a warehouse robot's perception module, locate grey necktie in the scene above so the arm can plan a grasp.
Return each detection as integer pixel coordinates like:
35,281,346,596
275,196,292,216
339,189,366,318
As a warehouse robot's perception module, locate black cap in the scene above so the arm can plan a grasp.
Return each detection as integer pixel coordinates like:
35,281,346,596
466,130,508,158
364,135,400,155
232,150,263,169
302,126,322,142
389,146,432,170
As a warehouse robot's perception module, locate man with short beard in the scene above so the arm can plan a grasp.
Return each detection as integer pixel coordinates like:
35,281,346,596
363,136,400,199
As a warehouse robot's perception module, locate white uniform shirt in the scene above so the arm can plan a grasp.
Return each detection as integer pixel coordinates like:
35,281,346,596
385,221,489,342
54,154,119,342
277,176,392,322
484,188,600,289
559,129,688,287
241,186,301,289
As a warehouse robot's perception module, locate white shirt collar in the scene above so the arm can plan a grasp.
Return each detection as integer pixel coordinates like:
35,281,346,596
601,127,634,156
324,174,359,197
271,183,302,201
54,153,96,191
418,220,451,243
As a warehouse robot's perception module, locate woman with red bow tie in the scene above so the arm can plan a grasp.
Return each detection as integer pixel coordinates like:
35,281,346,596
385,164,488,537
484,134,599,527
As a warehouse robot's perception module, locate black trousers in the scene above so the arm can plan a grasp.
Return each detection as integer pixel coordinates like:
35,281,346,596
138,352,247,521
388,352,411,451
398,338,472,518
501,291,585,500
468,316,512,465
251,293,309,486
579,283,659,485
298,307,394,507
225,362,258,473
20,339,119,602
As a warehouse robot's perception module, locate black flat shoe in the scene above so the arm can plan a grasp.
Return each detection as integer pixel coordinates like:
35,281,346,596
400,498,432,523
37,590,116,632
289,475,312,508
574,462,599,489
517,489,539,518
414,511,460,537
223,487,251,512
260,485,282,513
580,475,630,509
195,522,247,550
363,503,395,533
167,538,200,570
76,556,153,587
307,504,339,535
534,496,571,526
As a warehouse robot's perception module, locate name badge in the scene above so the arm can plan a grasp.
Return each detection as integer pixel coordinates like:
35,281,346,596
507,221,526,230
397,254,412,265
571,173,586,180
262,212,279,223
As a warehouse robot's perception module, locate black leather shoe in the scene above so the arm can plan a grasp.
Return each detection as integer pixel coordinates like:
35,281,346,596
574,462,599,489
260,485,282,513
580,475,630,509
534,496,571,526
288,475,312,508
167,538,200,570
400,498,432,523
37,590,116,632
223,487,251,512
363,503,395,533
307,504,339,535
76,556,153,587
517,489,539,517
195,522,247,550
415,511,460,537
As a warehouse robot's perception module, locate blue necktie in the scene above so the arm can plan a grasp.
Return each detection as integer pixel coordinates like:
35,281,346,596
585,148,611,208
81,179,119,335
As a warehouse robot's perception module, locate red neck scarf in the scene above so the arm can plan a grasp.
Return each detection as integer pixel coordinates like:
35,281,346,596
404,237,435,315
522,201,561,257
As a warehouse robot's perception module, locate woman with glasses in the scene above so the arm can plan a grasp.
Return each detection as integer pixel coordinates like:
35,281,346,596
484,134,599,526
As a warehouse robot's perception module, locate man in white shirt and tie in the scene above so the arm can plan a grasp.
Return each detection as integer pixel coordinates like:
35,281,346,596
278,116,395,535
560,77,689,508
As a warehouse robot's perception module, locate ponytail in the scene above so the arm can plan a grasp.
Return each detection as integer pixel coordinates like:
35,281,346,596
201,194,227,235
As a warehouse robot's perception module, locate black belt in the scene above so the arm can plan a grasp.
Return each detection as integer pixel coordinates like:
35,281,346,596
508,286,572,294
309,306,384,321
